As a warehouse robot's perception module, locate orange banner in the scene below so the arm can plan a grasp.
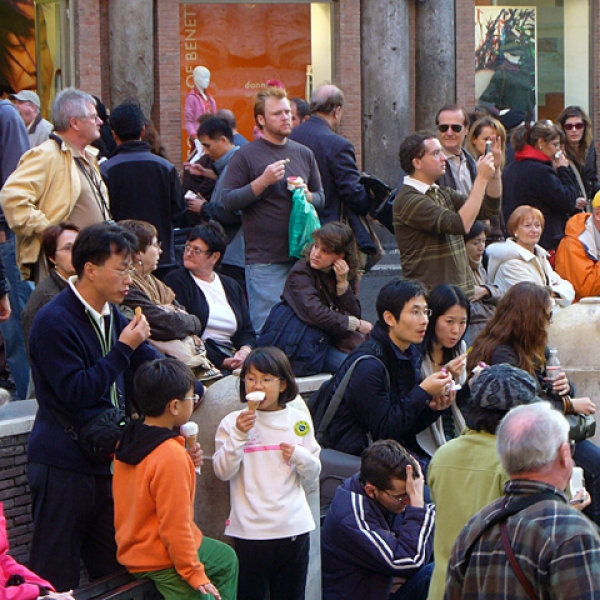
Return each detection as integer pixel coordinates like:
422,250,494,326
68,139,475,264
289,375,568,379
180,3,311,159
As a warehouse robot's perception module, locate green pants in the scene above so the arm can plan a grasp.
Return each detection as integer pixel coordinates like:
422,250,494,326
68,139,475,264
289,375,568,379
136,536,239,600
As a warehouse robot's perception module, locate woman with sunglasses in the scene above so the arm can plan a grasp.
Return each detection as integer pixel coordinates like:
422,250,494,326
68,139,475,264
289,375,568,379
467,282,600,525
164,221,255,371
557,106,600,204
502,120,582,252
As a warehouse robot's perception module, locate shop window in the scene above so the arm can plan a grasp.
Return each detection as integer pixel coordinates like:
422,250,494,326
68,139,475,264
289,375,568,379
180,1,333,158
475,0,589,121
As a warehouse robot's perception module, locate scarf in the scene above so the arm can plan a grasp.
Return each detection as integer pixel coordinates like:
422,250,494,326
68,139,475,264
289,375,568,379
131,271,176,306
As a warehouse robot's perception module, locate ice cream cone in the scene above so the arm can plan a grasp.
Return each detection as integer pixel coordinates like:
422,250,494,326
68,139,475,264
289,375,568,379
246,391,265,411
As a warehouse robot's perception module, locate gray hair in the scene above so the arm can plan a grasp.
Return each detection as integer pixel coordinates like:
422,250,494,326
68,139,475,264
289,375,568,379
53,88,96,132
310,84,344,115
497,402,569,475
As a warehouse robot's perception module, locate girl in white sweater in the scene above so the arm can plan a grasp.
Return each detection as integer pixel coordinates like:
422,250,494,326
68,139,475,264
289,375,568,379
213,347,321,600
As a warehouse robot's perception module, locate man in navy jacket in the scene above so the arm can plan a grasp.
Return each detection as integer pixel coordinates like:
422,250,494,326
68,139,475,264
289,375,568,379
322,439,435,600
27,223,161,590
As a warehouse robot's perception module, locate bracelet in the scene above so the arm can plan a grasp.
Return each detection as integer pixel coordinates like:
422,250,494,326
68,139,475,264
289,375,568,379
563,395,574,415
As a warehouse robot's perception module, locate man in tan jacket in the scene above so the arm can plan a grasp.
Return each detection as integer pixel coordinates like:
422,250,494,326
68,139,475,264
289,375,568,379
0,87,110,282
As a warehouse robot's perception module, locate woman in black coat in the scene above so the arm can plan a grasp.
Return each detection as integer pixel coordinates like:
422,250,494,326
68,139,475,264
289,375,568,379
164,221,255,371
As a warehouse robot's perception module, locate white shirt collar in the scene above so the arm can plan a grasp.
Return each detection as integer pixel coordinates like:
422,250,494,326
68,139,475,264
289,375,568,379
69,276,111,326
403,175,437,195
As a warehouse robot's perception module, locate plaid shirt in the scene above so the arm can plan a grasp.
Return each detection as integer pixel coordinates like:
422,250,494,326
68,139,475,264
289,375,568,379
445,479,600,600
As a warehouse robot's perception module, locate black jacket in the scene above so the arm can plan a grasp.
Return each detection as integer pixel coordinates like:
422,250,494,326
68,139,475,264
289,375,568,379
436,149,477,190
164,267,256,351
323,322,437,458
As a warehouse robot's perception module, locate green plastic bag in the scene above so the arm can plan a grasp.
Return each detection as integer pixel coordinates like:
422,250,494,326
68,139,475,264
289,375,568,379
289,188,321,259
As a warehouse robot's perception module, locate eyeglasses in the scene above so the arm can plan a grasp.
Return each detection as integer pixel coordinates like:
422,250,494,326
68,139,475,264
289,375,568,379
181,394,200,403
103,264,136,278
564,122,585,131
184,243,211,257
151,240,162,250
380,489,410,504
79,112,100,121
56,244,74,253
569,440,576,456
438,124,464,133
244,376,280,386
405,308,433,319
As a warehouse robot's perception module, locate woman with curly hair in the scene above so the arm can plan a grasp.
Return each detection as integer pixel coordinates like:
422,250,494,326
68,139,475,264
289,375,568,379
557,105,600,203
278,221,373,373
467,281,600,525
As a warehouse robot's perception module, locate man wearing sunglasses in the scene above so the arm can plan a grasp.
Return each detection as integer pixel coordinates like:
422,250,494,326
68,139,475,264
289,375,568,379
435,105,477,195
322,439,435,600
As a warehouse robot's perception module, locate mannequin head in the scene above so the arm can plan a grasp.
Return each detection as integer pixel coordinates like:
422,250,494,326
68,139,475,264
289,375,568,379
193,66,211,92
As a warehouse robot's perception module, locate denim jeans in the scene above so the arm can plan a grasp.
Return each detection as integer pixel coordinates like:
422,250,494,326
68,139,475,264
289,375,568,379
245,262,293,335
390,562,434,600
0,238,32,398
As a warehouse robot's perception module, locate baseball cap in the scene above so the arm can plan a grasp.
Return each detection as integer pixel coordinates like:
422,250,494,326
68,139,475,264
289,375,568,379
10,90,41,109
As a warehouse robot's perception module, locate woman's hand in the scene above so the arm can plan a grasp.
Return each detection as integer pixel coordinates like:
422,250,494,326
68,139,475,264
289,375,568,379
571,397,596,416
280,442,296,462
444,353,467,379
333,258,350,287
490,134,503,169
236,410,256,433
554,150,569,169
471,285,490,302
576,196,589,211
548,371,570,396
429,390,456,411
358,320,373,335
222,346,252,371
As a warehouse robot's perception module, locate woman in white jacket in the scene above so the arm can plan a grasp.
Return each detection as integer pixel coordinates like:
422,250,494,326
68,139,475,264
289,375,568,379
486,205,575,308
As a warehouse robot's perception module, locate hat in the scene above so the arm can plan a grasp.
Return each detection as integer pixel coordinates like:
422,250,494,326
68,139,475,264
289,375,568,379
471,364,537,411
593,191,600,210
10,90,41,109
497,109,526,132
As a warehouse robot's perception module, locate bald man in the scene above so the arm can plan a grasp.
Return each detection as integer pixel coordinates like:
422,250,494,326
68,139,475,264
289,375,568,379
290,84,369,224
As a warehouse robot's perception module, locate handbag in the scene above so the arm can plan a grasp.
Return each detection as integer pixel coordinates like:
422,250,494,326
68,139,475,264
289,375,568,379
566,411,596,443
53,406,129,465
258,301,329,377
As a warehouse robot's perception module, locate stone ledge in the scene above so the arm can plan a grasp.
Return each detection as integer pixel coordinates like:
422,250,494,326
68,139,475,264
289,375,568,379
0,400,37,437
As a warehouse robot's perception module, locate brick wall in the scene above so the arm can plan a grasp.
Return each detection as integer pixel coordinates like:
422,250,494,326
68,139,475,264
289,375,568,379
456,0,476,112
76,0,103,97
0,433,33,565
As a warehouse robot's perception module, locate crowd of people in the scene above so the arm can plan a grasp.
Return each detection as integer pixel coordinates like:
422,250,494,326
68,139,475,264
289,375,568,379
0,78,599,600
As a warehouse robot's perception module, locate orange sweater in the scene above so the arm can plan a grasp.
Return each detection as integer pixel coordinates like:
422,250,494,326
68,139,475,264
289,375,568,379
113,436,209,589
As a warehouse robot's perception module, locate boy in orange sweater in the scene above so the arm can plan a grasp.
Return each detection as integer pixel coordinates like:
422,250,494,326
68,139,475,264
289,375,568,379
113,358,238,599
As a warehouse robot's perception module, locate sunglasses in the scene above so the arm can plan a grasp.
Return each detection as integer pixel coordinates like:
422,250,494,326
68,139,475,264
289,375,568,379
564,122,585,131
438,124,463,133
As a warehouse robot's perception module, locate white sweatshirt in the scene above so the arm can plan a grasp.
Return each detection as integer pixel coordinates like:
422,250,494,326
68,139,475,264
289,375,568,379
213,405,321,540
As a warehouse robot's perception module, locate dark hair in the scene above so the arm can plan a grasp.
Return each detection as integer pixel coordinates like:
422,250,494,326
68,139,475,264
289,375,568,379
0,0,34,95
376,279,427,330
557,105,593,165
398,131,437,175
291,98,310,120
464,405,508,435
464,220,489,243
72,223,138,278
511,120,564,152
197,117,234,143
118,220,157,253
134,358,196,417
467,282,552,375
359,440,420,488
142,119,168,159
42,221,80,268
187,221,226,266
424,284,470,364
239,347,298,406
435,104,470,127
309,86,344,115
310,221,360,280
110,101,145,142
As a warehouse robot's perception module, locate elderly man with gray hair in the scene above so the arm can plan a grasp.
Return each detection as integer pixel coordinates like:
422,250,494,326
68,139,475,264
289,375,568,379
445,402,600,600
1,87,110,282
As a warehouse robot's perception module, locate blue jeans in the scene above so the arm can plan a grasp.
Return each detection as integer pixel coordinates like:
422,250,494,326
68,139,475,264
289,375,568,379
573,439,600,526
390,562,434,600
0,238,32,398
322,344,348,374
245,262,293,335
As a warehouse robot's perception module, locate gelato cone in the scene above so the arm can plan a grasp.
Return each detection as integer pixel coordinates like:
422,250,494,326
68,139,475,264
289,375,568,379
246,391,266,411
180,422,201,474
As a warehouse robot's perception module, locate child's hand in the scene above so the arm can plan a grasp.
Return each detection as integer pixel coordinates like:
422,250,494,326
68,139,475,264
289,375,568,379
188,443,204,468
198,582,221,599
236,410,256,433
280,442,296,462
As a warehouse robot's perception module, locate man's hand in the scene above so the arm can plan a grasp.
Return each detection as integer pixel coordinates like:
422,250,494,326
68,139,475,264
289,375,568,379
188,442,204,468
187,194,207,213
475,152,495,182
118,314,151,350
0,294,11,322
405,464,425,508
419,370,453,397
576,196,589,211
184,162,217,180
261,159,288,186
198,583,221,599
